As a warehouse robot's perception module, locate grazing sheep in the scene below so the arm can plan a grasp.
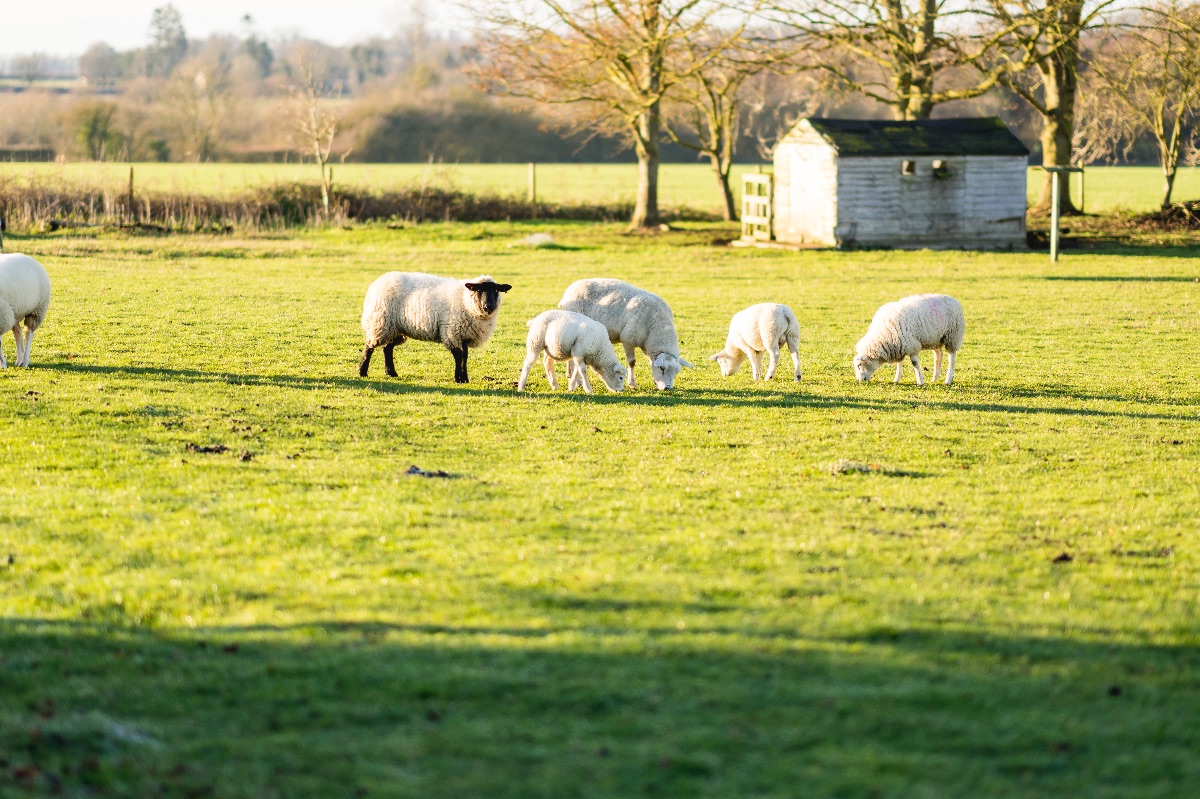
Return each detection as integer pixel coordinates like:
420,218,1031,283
711,303,801,381
517,310,625,394
0,253,51,369
854,294,965,385
558,278,692,390
359,272,511,384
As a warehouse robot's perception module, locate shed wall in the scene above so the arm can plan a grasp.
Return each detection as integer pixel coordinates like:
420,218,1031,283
773,141,1028,248
834,155,1026,249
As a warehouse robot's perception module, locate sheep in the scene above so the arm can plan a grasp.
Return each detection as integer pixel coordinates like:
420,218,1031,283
359,272,511,384
0,253,51,369
517,310,626,394
853,294,965,385
558,278,692,390
710,303,802,381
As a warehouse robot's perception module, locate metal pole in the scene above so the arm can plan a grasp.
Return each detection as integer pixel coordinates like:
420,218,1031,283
1050,171,1061,263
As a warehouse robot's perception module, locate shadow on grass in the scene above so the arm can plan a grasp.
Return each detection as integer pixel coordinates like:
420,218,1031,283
1,615,1196,798
1044,275,1200,282
46,361,1198,422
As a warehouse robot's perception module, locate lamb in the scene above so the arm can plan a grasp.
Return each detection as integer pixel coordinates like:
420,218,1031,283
517,310,626,394
558,278,692,390
711,303,802,381
0,253,51,369
853,294,965,385
359,272,511,384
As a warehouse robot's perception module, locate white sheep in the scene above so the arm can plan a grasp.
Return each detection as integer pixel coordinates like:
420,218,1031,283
854,294,965,385
517,310,625,394
360,272,511,384
0,254,51,369
711,303,801,381
558,278,692,390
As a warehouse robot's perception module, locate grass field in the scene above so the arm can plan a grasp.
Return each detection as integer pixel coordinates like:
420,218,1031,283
1,221,1199,797
3,162,1199,216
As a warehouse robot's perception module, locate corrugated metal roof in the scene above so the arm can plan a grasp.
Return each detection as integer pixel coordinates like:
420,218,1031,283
800,117,1030,157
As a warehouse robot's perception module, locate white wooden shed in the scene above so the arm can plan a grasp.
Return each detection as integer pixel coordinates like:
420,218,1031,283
771,117,1030,249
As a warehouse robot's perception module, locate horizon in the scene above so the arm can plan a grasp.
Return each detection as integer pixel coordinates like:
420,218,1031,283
0,0,472,62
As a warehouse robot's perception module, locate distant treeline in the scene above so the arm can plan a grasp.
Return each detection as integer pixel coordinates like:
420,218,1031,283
353,96,729,164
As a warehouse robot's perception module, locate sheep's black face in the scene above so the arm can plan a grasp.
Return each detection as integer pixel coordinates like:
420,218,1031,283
465,281,512,316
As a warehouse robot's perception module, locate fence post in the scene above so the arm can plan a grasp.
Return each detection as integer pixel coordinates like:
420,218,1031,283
529,162,537,220
1050,171,1060,263
128,166,135,226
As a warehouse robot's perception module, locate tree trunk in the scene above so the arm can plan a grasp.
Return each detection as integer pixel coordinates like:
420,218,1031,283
1033,4,1082,215
1034,111,1079,215
1156,124,1182,209
631,103,662,229
1156,166,1176,208
709,155,735,222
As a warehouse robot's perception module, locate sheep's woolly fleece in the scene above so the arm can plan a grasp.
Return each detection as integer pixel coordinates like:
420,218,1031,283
0,253,51,369
518,309,625,393
558,277,692,390
712,303,802,381
361,272,505,351
855,294,965,364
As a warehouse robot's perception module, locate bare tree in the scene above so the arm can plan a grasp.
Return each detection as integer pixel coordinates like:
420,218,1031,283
165,60,234,162
288,63,343,218
985,1,1118,213
80,43,125,87
13,53,47,86
472,0,756,229
770,1,1031,121
1085,2,1200,208
743,69,841,158
664,21,795,220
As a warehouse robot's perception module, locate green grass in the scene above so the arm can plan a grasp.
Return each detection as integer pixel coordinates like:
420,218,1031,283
4,161,1200,215
2,222,1199,797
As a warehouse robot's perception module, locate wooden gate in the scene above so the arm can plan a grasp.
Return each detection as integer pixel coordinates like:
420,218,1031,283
741,172,773,241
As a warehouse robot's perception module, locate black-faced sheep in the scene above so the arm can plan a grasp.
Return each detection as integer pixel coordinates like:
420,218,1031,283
359,272,511,384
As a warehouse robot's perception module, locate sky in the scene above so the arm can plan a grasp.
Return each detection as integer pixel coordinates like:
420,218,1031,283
1,1,472,60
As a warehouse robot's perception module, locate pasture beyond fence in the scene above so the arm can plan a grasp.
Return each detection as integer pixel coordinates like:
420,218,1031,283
0,163,1198,233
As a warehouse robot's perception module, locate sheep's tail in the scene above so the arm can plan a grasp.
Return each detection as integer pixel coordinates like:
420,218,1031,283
526,318,536,327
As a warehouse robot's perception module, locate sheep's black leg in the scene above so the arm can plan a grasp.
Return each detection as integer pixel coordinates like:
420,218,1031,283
383,342,398,377
452,347,469,383
358,346,373,377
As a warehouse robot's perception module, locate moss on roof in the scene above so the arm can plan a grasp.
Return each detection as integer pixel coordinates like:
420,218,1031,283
802,117,1030,157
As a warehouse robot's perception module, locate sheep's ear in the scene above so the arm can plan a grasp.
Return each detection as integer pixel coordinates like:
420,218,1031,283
679,358,695,369
496,283,512,292
464,282,482,291
709,353,721,361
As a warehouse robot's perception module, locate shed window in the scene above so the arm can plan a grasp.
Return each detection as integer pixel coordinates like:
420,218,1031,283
901,160,916,176
932,159,951,179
